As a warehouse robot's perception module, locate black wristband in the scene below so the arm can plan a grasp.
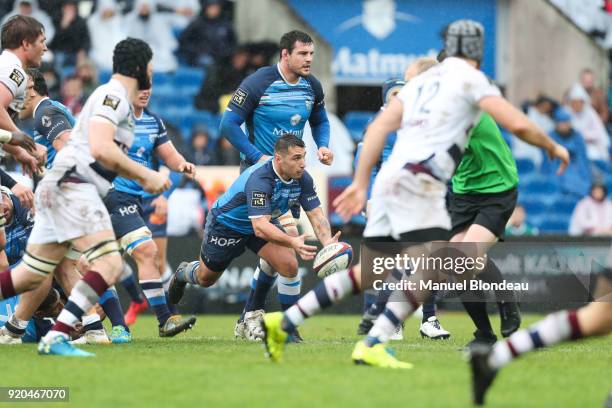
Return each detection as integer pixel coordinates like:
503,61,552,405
0,167,17,189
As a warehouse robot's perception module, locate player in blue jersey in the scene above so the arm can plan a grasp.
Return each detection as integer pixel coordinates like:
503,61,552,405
104,86,197,337
354,75,451,341
168,135,339,336
220,30,334,339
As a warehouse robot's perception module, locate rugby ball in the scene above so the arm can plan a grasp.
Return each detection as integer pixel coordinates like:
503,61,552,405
313,242,353,278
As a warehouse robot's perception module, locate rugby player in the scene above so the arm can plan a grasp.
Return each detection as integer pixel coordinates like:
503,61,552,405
220,30,333,339
262,20,569,367
168,135,339,336
104,86,196,335
0,38,172,357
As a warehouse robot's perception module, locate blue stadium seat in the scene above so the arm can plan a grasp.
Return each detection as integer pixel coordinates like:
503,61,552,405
520,179,558,196
98,70,112,84
537,218,569,234
344,111,375,142
515,158,535,175
174,67,204,87
520,198,546,217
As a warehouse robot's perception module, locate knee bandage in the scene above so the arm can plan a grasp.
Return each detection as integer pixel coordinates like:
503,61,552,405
84,240,121,263
120,226,152,255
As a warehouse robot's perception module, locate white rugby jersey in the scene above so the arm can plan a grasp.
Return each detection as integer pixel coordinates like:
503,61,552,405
382,57,500,181
0,50,27,113
54,78,135,195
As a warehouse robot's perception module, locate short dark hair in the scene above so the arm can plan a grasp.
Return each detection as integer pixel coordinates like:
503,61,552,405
26,68,48,96
279,30,313,56
274,133,305,154
1,15,44,50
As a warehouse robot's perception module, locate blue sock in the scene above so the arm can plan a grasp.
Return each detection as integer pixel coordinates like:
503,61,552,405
121,273,143,303
245,261,277,313
277,275,300,311
367,268,405,317
239,272,259,321
177,261,200,284
422,291,437,323
100,287,129,331
363,290,377,313
140,279,173,326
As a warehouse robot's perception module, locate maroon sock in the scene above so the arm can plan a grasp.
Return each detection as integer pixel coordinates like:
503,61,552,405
0,269,16,299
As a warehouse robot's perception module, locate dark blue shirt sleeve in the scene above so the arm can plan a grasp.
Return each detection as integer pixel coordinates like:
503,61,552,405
306,76,330,148
298,171,321,212
226,71,267,119
220,111,263,163
153,114,170,147
34,106,72,144
244,171,274,218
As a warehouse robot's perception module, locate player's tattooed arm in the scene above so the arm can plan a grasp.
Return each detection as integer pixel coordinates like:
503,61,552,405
306,207,340,246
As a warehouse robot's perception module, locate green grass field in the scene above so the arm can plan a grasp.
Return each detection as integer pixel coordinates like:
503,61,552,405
1,313,610,408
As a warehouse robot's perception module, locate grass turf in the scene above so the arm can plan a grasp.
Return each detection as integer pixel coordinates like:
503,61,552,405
0,313,610,408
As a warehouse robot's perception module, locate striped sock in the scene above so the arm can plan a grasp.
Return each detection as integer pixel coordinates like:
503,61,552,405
283,268,359,333
82,314,104,332
140,279,172,326
488,310,583,369
277,275,300,311
47,270,108,339
120,263,143,303
177,261,200,284
366,289,419,346
99,287,129,331
245,262,277,313
0,269,16,300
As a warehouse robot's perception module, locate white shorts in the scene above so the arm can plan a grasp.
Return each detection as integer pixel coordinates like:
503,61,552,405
28,178,114,245
364,166,451,239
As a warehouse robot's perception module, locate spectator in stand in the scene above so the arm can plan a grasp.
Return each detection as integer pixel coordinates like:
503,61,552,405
246,41,278,73
194,46,250,113
505,204,539,236
39,62,60,100
157,0,200,29
579,68,609,123
60,74,84,115
1,1,55,44
75,58,98,99
49,0,90,67
516,95,557,166
88,0,126,71
542,108,592,197
186,126,216,166
566,83,610,161
216,137,240,166
569,183,612,236
125,0,178,72
178,0,236,67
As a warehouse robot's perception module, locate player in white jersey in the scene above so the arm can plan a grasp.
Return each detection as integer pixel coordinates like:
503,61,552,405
262,20,570,368
0,38,172,357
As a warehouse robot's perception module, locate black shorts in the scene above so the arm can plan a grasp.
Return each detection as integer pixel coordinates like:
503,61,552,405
448,188,518,239
199,215,270,273
104,189,148,239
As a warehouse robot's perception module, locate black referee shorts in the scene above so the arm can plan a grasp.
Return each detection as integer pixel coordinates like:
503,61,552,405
448,188,518,239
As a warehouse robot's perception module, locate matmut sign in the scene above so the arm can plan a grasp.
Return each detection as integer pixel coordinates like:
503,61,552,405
287,0,496,84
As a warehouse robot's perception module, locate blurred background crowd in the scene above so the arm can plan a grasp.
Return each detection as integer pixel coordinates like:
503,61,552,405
0,0,610,238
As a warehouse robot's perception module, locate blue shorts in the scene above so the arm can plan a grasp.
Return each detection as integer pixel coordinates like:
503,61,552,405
104,189,148,239
142,196,168,238
200,215,269,273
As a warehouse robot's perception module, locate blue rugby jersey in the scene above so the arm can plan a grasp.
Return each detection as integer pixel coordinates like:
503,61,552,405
226,64,328,161
113,109,169,196
4,194,34,267
32,98,75,168
211,159,321,235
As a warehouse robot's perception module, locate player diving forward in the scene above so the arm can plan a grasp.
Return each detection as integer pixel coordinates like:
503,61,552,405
220,30,333,339
168,135,339,333
261,20,569,367
0,38,172,357
104,86,196,336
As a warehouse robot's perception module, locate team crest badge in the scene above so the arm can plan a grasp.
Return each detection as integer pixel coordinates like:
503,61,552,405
103,94,120,110
42,115,52,127
290,114,302,126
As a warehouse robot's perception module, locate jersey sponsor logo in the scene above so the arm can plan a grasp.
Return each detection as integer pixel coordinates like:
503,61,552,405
9,69,24,86
232,88,248,107
305,100,313,110
103,94,121,110
290,114,302,126
273,128,303,137
42,115,52,127
209,236,242,247
251,191,266,207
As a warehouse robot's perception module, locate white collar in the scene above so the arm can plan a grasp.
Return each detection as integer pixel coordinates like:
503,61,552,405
276,63,300,86
1,50,22,67
271,161,293,184
33,96,49,117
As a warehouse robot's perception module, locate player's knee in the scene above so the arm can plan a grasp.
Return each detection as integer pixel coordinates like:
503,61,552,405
132,241,158,265
276,255,298,277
